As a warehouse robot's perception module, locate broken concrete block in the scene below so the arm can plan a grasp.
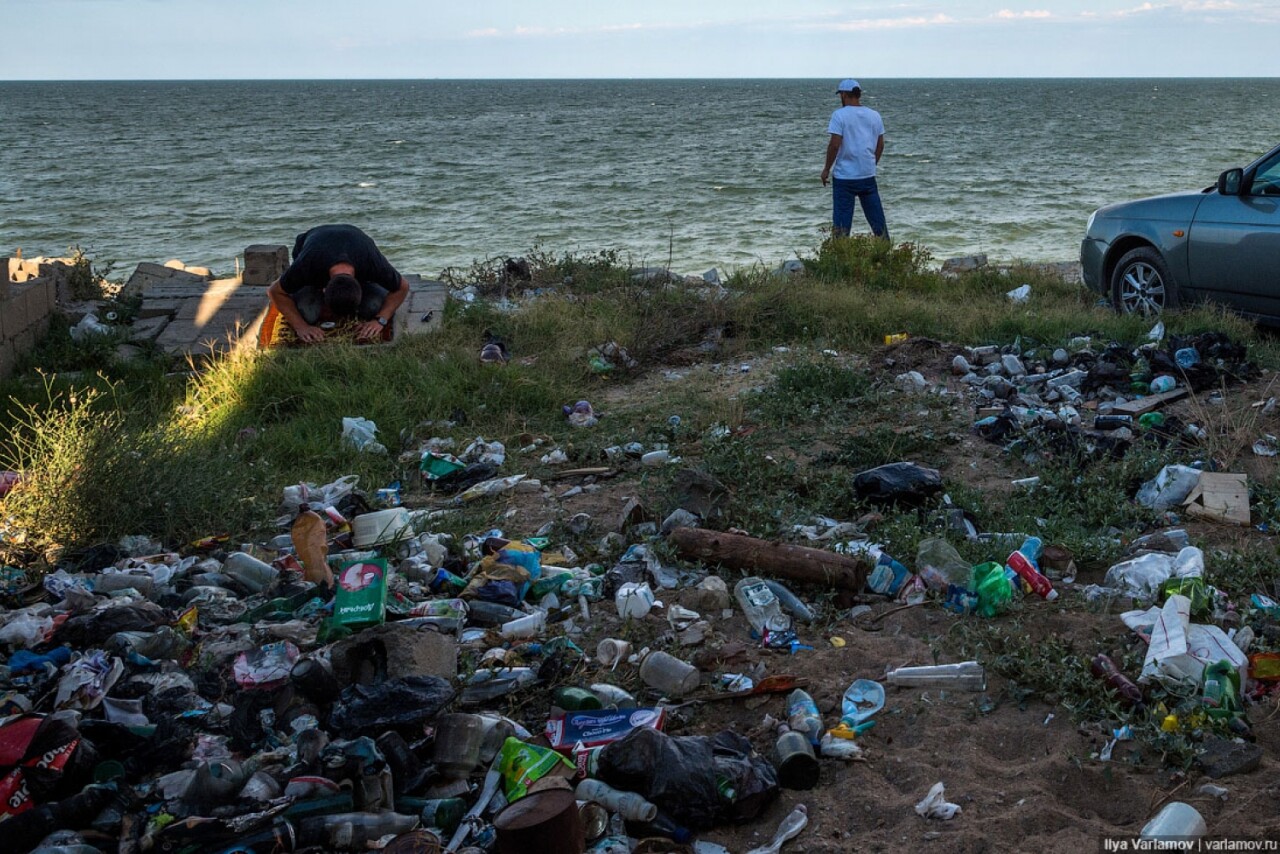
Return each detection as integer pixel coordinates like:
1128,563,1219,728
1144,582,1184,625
242,244,289,286
941,254,989,275
329,622,458,685
1198,736,1262,779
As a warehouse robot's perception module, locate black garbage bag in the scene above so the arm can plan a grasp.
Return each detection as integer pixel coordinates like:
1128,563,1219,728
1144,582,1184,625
53,602,169,647
853,462,943,507
596,727,721,829
432,462,498,494
329,676,454,735
596,727,779,830
711,731,779,824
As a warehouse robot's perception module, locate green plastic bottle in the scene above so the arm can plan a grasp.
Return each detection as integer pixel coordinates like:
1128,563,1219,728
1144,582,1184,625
552,686,603,711
1201,660,1242,721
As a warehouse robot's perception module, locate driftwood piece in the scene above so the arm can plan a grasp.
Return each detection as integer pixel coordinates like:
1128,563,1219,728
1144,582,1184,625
669,527,868,592
1111,389,1189,417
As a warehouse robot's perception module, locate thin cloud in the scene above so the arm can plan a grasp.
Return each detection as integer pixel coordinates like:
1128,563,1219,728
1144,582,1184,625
994,9,1053,19
828,13,956,31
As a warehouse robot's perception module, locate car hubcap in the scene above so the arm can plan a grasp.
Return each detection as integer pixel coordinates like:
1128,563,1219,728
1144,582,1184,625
1119,262,1165,315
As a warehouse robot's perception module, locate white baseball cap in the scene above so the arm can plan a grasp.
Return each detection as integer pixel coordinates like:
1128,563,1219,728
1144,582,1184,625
836,78,861,92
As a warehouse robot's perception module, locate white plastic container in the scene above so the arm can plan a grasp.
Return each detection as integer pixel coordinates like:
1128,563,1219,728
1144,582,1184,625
615,582,655,619
575,779,658,822
499,612,546,640
1141,802,1207,840
352,508,413,548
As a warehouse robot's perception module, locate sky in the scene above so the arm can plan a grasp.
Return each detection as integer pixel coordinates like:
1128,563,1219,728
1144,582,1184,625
3,0,1278,79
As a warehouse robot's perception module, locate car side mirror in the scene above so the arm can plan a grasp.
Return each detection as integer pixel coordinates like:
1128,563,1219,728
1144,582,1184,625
1218,168,1243,196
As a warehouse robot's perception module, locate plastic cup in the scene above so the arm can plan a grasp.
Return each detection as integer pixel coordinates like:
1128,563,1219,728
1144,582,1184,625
596,638,632,668
638,651,700,697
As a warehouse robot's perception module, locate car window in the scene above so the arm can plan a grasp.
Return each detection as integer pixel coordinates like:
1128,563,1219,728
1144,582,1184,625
1250,152,1280,196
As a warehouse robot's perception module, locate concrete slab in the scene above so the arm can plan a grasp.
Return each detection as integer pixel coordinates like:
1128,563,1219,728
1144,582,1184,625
128,315,171,342
154,290,269,357
397,280,447,339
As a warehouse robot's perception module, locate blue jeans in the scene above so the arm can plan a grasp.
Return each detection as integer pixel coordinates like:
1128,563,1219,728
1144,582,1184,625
832,176,888,239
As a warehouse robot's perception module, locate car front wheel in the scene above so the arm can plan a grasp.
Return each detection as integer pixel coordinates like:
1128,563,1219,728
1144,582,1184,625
1111,247,1179,316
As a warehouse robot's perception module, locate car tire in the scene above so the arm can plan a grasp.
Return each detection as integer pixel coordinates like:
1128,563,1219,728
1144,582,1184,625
1111,247,1179,317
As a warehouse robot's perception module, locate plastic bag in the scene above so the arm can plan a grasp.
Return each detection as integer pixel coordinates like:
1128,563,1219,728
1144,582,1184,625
1104,553,1173,601
279,474,359,518
0,610,55,648
853,462,943,507
1122,594,1247,688
69,313,110,342
233,641,300,689
1135,465,1201,511
596,727,778,830
916,537,972,592
915,781,962,820
341,416,387,454
330,676,455,734
54,652,124,711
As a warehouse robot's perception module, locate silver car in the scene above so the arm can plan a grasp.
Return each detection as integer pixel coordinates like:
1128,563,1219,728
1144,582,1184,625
1081,142,1280,320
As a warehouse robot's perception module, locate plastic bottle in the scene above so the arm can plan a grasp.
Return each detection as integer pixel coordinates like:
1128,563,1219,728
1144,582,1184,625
291,504,332,587
589,683,637,708
418,798,467,833
466,600,526,627
223,552,280,593
1090,654,1144,707
299,812,419,849
733,577,784,633
459,667,537,704
1006,547,1058,601
786,689,823,746
575,779,658,822
1201,659,1243,720
885,662,987,692
763,580,814,623
499,611,546,639
1140,802,1207,840
551,686,603,711
744,804,808,854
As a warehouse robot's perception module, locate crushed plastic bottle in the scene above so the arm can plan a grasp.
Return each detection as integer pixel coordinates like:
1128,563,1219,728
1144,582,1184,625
786,689,823,746
744,804,809,854
734,577,785,634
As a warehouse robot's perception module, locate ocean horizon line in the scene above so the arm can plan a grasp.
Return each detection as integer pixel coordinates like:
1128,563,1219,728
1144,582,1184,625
3,75,1279,84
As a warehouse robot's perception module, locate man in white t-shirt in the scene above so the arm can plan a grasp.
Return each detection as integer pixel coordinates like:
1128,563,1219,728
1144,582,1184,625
821,78,888,240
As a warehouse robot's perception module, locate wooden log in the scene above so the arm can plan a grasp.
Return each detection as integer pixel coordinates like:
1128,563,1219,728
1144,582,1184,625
669,527,868,592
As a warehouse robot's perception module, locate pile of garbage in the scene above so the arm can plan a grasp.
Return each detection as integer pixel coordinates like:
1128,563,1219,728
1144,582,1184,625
903,330,1259,459
0,466,850,854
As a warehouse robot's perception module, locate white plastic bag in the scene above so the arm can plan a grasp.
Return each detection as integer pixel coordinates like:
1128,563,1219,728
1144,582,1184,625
279,474,359,518
341,417,386,454
1103,553,1173,601
70,313,110,342
915,781,962,820
1122,594,1248,688
1136,465,1202,511
1006,284,1031,303
0,610,54,648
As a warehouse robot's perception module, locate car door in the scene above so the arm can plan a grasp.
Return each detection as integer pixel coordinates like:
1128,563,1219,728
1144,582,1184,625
1187,148,1280,318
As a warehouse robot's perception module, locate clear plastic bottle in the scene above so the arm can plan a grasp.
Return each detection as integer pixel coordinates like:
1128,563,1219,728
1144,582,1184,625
223,552,279,593
460,667,537,704
299,812,419,849
744,804,808,854
786,689,823,745
763,580,814,623
1140,802,1206,840
733,577,783,633
575,779,658,822
885,662,986,692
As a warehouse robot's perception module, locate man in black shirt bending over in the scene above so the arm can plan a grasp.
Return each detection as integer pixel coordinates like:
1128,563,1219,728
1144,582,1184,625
267,224,409,343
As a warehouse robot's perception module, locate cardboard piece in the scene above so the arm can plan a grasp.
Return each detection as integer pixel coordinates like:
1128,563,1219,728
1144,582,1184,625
1183,472,1250,526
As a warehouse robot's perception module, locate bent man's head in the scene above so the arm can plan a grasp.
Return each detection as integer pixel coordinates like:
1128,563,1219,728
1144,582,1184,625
324,273,362,317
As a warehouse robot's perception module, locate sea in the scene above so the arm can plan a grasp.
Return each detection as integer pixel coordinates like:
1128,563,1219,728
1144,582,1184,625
1,78,1276,278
